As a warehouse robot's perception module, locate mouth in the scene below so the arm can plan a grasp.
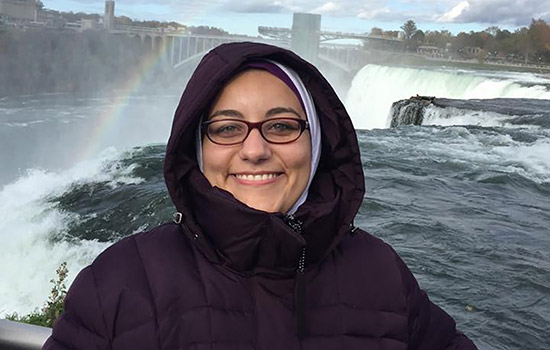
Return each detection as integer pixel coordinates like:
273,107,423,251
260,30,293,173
232,172,283,184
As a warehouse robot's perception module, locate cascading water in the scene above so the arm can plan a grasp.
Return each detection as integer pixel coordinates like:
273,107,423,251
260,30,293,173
345,64,550,129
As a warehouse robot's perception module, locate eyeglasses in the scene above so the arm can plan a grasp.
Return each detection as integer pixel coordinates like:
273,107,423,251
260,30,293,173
201,118,309,145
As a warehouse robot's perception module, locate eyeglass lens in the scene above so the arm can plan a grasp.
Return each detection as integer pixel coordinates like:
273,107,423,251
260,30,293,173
207,118,304,145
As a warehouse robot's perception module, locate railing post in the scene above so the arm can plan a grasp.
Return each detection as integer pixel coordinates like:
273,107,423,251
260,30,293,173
179,37,183,64
170,35,175,66
194,37,198,56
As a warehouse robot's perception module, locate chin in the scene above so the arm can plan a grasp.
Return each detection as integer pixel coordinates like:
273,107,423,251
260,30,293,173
241,197,285,213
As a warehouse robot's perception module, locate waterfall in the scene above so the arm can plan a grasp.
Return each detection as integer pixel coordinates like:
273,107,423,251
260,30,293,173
344,64,550,130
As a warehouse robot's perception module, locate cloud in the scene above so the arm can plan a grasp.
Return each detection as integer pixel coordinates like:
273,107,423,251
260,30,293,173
312,2,342,15
47,0,550,28
219,0,305,13
357,7,392,20
222,1,288,13
435,0,550,26
437,1,469,22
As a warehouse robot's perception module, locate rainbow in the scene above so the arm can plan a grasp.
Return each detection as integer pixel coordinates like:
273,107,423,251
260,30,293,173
77,39,172,161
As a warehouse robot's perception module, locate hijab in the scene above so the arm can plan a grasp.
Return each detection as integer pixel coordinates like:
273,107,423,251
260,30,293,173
196,60,321,215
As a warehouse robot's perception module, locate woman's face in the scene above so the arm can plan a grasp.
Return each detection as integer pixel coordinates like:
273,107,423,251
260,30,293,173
202,70,312,213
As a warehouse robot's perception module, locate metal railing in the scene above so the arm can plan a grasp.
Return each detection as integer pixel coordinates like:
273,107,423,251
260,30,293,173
0,320,50,350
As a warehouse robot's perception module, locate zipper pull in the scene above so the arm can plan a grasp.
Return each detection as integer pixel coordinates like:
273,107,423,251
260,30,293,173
284,214,303,235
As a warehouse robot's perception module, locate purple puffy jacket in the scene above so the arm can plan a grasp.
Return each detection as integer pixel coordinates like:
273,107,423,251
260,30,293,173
43,42,477,350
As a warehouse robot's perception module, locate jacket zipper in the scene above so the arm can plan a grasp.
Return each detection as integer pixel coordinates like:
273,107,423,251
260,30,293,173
285,214,307,339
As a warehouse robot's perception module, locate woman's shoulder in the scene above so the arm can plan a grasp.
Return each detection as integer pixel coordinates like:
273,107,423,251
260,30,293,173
86,223,190,285
339,228,404,266
66,222,195,313
50,223,190,348
334,228,418,298
92,223,184,264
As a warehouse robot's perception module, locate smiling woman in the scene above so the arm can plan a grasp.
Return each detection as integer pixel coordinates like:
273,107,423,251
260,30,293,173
43,42,477,350
202,69,312,213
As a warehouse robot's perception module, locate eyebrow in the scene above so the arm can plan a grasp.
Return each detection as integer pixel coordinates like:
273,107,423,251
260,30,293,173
266,107,302,118
208,106,303,120
208,109,244,119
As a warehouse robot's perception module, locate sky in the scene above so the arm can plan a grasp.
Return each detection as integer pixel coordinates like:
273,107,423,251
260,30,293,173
43,0,550,36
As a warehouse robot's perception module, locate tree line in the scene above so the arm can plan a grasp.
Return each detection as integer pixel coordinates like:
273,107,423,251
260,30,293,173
371,19,550,64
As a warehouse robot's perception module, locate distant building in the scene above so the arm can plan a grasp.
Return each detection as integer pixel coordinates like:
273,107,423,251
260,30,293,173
417,46,441,57
291,13,321,64
104,0,114,30
463,46,482,58
0,0,38,21
81,18,101,31
34,8,64,27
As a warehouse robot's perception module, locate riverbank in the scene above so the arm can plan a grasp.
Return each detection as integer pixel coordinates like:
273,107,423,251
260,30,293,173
356,49,550,74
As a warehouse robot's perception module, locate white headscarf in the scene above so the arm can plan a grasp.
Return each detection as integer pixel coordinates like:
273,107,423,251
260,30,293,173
196,60,322,215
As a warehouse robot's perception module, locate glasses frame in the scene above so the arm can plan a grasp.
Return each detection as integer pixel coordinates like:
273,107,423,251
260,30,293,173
201,118,310,145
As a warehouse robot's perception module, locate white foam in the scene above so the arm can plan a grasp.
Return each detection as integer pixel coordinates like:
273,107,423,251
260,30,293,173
422,106,540,129
0,148,144,316
390,126,550,184
492,139,550,183
345,65,550,130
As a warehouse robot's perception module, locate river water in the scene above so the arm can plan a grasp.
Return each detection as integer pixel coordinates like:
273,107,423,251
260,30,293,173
1,64,549,349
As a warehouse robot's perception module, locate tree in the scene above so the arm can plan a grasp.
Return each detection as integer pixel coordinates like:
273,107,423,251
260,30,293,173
425,30,452,49
515,27,532,62
528,18,550,61
484,26,500,36
411,29,425,49
116,15,133,26
188,26,229,36
401,20,419,51
401,20,418,40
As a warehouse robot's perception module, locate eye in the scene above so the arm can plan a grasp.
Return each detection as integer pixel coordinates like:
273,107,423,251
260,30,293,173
210,121,245,137
265,119,300,135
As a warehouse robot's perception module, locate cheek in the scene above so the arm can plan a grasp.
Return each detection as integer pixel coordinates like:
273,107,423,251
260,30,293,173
202,144,231,184
287,143,312,180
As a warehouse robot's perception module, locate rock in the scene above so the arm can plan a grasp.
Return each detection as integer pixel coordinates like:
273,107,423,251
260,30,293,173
389,95,435,127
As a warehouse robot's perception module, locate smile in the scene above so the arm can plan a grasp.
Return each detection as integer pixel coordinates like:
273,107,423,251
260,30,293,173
234,173,281,181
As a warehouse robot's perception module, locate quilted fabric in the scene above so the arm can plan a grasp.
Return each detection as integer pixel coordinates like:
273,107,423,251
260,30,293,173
43,42,476,350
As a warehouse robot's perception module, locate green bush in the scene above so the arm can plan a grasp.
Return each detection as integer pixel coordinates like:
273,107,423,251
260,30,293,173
6,262,68,328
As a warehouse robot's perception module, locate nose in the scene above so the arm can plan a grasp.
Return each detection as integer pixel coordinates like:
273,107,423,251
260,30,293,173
239,128,272,162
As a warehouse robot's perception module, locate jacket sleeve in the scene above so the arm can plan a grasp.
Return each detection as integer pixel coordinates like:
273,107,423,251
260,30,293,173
42,266,110,350
394,253,477,350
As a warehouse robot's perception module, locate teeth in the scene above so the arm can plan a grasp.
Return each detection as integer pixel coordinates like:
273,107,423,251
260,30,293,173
235,174,278,181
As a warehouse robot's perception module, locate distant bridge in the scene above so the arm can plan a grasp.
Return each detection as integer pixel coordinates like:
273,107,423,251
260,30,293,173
163,33,373,74
166,35,285,70
258,26,402,45
108,25,284,71
108,14,403,74
259,25,403,73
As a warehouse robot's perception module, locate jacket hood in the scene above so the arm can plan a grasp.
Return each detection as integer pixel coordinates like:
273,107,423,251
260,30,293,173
164,42,365,274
